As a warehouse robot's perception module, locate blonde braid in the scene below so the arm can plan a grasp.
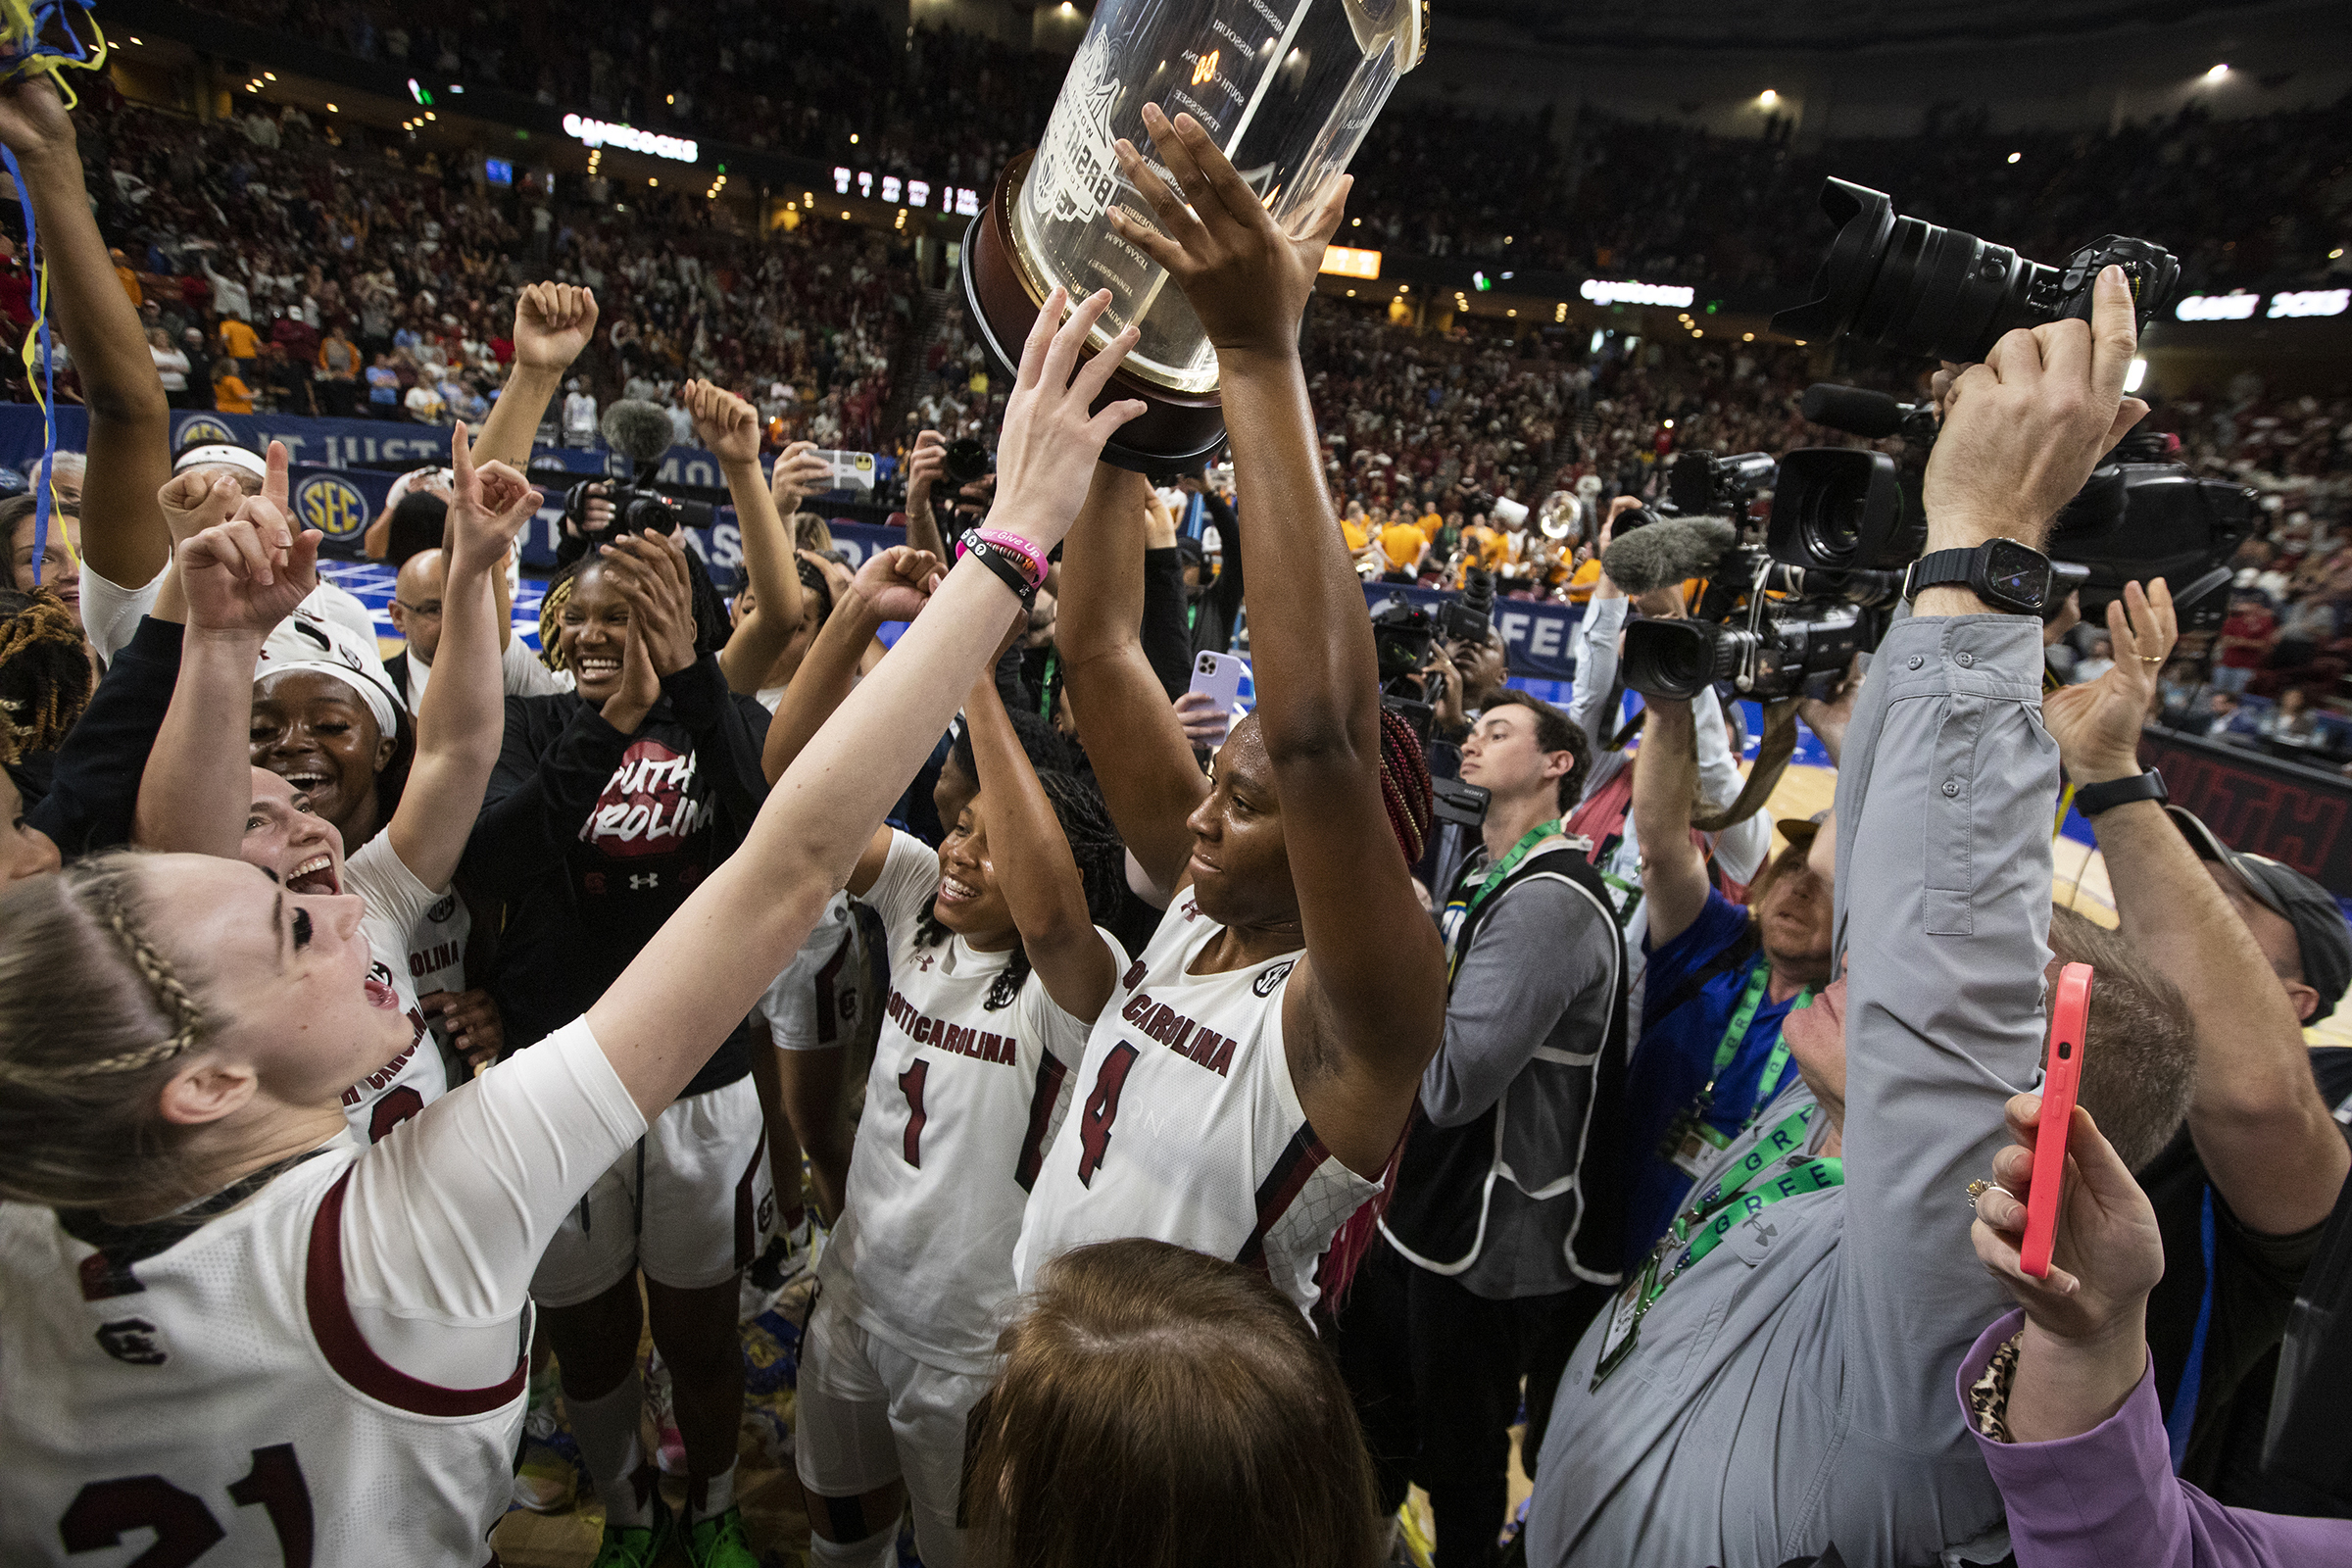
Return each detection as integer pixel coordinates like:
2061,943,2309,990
537,568,578,674
34,881,207,1081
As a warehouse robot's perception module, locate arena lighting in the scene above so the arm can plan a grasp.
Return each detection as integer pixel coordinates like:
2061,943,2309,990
564,113,700,164
2007,152,2022,164
2268,288,2350,319
1580,277,1696,309
1758,89,1779,106
2125,359,2147,393
1319,245,1382,280
2206,64,2230,80
408,78,431,105
2174,292,2259,321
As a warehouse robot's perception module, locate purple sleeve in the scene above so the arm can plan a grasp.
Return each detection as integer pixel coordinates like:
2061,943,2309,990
1957,1312,2352,1568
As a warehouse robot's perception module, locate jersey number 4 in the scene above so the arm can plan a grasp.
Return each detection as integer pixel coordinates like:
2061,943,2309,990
60,1444,313,1565
1075,1044,1140,1188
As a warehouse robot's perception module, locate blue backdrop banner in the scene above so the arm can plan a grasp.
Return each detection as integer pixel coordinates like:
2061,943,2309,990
1359,580,1585,682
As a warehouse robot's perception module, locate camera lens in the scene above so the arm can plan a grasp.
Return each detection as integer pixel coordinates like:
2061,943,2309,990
1771,178,2064,365
1768,448,1915,572
1622,620,1746,701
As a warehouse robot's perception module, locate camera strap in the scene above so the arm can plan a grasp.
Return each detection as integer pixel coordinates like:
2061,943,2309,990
1691,697,1802,835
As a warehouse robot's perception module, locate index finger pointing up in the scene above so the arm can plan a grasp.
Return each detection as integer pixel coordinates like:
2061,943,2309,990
2087,265,2139,416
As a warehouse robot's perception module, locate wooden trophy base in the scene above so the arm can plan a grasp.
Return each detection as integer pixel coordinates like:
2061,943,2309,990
960,151,1229,475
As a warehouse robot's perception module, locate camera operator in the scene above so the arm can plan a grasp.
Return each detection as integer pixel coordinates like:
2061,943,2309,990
1526,264,2196,1568
2036,601,2352,1495
1564,500,1775,1045
1422,623,1508,743
1336,690,1627,1568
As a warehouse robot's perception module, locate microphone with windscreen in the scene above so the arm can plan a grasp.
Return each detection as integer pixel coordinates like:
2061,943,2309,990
1798,383,1923,440
601,399,678,471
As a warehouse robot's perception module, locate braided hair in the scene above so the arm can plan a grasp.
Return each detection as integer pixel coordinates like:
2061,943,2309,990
0,853,220,1211
537,540,733,675
911,766,1127,1012
1375,707,1434,866
0,586,94,758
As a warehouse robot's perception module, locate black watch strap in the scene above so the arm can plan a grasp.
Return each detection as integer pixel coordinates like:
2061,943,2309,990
2073,768,2167,817
1902,548,1979,602
959,531,1038,610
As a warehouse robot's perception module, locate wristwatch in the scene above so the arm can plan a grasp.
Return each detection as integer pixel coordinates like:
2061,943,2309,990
1902,539,2054,616
2072,768,2167,817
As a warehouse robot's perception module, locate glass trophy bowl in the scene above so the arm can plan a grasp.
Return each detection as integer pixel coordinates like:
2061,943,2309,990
962,0,1426,471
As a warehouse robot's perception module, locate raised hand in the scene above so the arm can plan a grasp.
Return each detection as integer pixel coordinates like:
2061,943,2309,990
513,282,600,375
685,379,762,466
2042,578,2175,785
0,76,76,166
770,439,832,515
988,286,1146,552
446,420,543,576
1173,690,1231,748
1924,266,2150,551
596,530,699,676
175,506,319,637
602,612,662,734
845,544,945,623
1971,1092,2165,1343
1107,104,1350,363
904,429,947,510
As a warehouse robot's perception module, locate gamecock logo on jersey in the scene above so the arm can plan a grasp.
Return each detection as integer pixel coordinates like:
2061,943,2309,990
95,1316,169,1366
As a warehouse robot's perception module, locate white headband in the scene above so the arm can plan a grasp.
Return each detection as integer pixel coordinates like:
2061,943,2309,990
174,444,270,481
255,610,404,739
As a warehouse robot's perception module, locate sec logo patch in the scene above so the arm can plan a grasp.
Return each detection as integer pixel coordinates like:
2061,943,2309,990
1253,960,1295,998
296,472,370,541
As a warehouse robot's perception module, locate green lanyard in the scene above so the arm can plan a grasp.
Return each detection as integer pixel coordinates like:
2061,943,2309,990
1702,964,1808,1115
1442,825,1562,976
1037,651,1058,720
1595,1106,1842,1388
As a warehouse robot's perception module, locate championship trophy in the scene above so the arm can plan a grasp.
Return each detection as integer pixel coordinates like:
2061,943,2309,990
961,0,1427,471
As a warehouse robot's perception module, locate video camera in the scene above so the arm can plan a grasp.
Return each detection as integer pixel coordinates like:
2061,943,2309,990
564,479,714,541
1610,178,2252,702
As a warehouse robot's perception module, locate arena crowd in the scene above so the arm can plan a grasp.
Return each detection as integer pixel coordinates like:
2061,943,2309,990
1,25,2350,1568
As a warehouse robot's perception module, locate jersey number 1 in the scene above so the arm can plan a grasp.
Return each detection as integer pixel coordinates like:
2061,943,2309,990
1075,1044,1140,1188
60,1444,313,1565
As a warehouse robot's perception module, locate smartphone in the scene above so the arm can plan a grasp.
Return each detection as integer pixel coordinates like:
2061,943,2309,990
1188,651,1246,714
2022,962,2093,1279
810,449,877,493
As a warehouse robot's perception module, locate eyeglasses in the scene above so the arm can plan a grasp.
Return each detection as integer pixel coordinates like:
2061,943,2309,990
393,599,443,619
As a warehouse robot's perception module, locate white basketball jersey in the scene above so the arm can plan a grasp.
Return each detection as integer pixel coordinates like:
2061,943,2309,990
0,1151,524,1567
824,832,1102,1373
1013,894,1382,1315
343,836,448,1145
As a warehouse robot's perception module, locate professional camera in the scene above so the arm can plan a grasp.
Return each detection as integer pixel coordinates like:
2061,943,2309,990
1774,385,2253,627
1772,177,2179,364
1369,593,1442,739
1665,450,1777,519
564,479,714,539
1437,567,1496,646
943,437,993,488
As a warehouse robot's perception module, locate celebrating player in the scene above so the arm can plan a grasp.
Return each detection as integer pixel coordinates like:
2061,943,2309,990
1015,106,1449,1312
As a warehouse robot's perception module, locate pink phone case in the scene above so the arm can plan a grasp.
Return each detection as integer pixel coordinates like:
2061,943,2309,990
2022,962,2093,1279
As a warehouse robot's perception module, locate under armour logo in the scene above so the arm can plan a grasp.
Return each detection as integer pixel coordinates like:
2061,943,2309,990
95,1317,168,1366
1253,960,1296,998
629,872,660,891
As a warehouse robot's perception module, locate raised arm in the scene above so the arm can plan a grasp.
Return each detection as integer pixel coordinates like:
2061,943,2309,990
2047,583,2349,1236
384,423,543,892
0,80,172,589
760,544,942,788
1833,265,2154,1447
965,666,1120,1023
133,452,318,856
1631,696,1711,946
587,288,1143,1116
1054,460,1206,892
472,283,597,471
692,381,807,693
902,428,950,563
1110,106,1446,1164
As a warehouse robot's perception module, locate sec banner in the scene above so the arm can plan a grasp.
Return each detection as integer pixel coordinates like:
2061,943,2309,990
294,472,372,543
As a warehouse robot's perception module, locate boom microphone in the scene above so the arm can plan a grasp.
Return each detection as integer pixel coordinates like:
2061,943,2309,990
601,399,677,469
1602,516,1738,597
1799,383,1919,440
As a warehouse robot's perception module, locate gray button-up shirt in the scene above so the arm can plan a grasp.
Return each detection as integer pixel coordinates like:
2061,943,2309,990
1527,613,2054,1567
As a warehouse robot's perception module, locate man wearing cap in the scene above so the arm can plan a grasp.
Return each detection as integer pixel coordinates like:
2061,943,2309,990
2042,632,2352,1498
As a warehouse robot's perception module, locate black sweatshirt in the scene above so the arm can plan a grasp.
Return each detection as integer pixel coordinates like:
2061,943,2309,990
28,615,183,859
463,654,770,1098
